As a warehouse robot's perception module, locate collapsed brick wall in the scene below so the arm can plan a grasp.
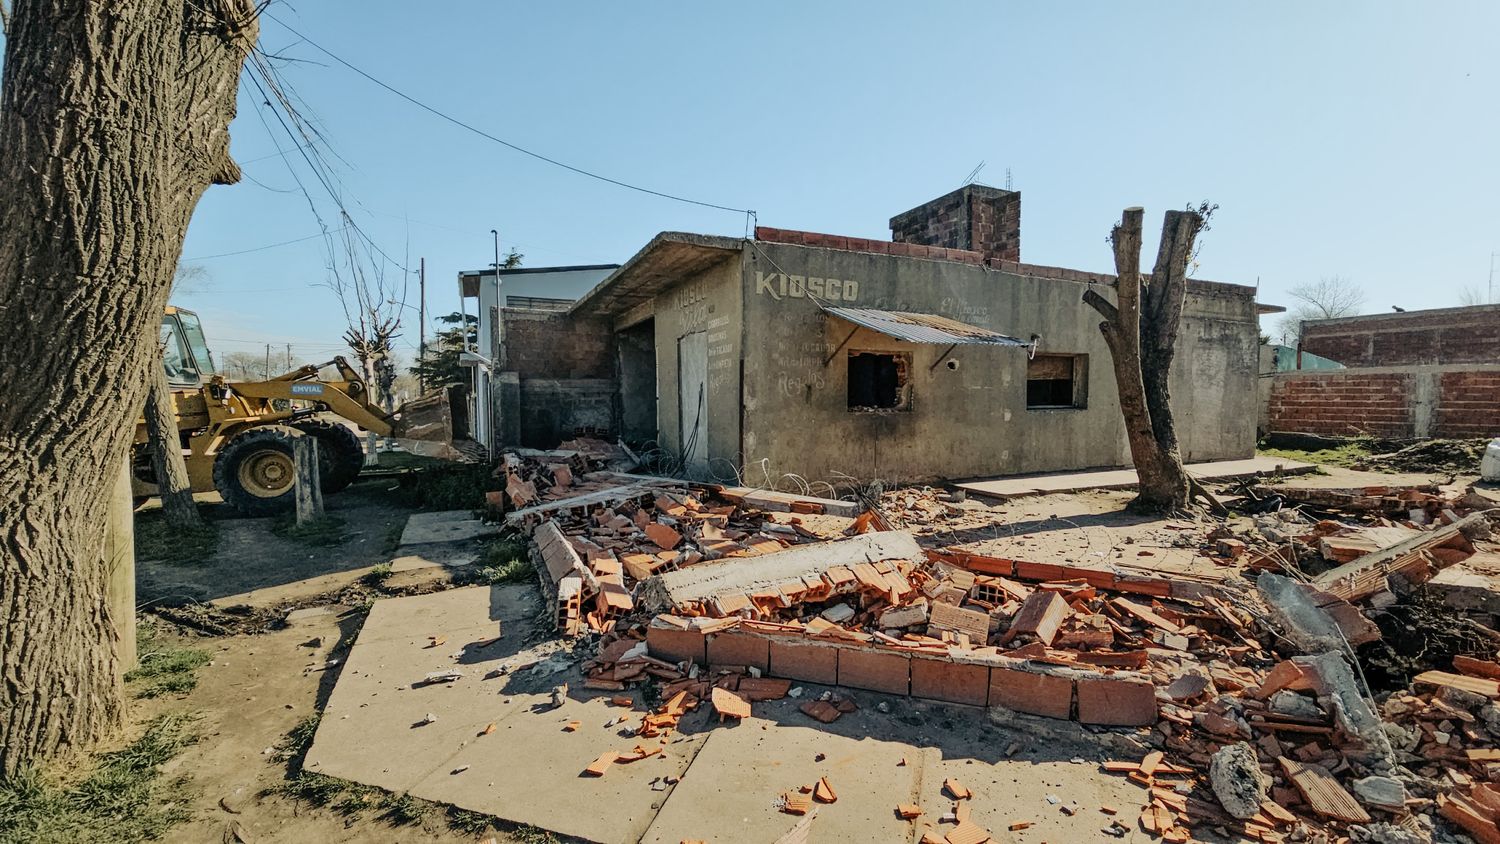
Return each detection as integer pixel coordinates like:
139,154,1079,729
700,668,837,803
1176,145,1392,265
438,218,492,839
1300,305,1500,367
1436,370,1500,438
647,626,1158,727
499,309,618,447
1266,372,1415,437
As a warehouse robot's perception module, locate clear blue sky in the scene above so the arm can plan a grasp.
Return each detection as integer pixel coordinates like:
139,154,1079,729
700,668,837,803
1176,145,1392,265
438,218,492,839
15,2,1500,361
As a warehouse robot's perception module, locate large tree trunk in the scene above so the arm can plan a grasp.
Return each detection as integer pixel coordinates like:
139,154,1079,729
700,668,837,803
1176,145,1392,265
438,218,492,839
143,352,203,529
1083,208,1202,513
0,0,257,776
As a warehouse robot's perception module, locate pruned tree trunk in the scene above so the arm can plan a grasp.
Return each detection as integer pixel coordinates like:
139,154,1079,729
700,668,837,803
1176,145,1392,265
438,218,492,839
143,352,203,529
0,0,257,775
1083,207,1203,513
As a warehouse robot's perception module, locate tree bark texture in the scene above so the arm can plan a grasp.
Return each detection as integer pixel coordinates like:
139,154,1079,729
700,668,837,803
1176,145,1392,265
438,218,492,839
143,351,202,529
1083,208,1202,512
0,0,257,775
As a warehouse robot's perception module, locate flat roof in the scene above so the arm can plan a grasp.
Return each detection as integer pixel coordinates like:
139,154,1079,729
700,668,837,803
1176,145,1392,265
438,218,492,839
1302,302,1500,327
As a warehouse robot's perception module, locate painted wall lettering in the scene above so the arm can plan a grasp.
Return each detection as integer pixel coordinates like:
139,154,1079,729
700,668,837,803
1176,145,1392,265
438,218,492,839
755,271,859,303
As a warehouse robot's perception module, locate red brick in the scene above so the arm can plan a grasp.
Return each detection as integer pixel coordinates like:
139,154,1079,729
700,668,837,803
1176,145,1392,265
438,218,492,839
768,638,839,685
836,646,910,695
988,666,1072,719
911,657,988,706
646,626,706,666
707,630,769,672
1076,676,1157,726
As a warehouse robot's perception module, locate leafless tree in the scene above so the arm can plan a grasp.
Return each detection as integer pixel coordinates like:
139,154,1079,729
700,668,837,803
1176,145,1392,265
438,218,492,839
1083,207,1207,513
326,226,404,411
0,0,257,775
1458,286,1492,307
1276,275,1364,342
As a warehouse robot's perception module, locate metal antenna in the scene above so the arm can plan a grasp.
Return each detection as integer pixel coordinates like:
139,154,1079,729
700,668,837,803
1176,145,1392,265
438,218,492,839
963,161,985,186
1006,168,1013,190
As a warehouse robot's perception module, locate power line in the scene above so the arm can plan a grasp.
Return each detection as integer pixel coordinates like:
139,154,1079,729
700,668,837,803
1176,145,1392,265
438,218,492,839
182,227,346,261
266,14,753,217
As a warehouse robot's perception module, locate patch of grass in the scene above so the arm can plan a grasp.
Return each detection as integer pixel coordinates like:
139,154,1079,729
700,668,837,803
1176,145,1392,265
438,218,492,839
447,806,494,836
271,513,350,546
362,562,393,586
472,536,532,585
275,771,350,808
512,824,560,844
274,714,322,764
133,511,219,566
1260,443,1373,469
0,712,199,843
126,624,212,699
378,791,432,826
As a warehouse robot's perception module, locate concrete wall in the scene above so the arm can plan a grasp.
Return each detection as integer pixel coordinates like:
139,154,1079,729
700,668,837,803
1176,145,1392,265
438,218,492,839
1300,304,1500,367
1265,363,1500,439
736,241,1259,483
651,255,742,479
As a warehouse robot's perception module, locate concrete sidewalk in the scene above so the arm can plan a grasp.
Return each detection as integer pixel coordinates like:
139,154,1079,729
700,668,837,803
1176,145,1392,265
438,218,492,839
955,455,1316,500
305,586,1160,843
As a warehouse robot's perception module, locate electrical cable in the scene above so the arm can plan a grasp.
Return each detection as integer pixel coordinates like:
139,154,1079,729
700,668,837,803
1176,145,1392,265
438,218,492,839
265,14,753,217
182,227,347,261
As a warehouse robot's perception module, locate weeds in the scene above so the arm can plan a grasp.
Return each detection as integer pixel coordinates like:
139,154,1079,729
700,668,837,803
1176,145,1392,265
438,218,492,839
271,513,350,546
133,511,219,566
0,712,199,843
126,623,211,698
447,806,494,836
362,562,393,586
274,714,322,764
472,536,532,584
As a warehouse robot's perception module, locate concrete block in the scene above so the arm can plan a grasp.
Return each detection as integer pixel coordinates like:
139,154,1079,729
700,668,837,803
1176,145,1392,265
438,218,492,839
646,626,706,667
836,646,910,695
1076,676,1157,726
706,630,769,672
911,656,988,706
988,666,1073,720
768,638,838,685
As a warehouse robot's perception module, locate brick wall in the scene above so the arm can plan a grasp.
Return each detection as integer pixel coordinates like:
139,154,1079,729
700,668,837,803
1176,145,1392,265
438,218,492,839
887,185,1021,263
1436,370,1500,438
1266,372,1415,437
517,378,616,447
499,309,618,447
500,310,612,379
1300,305,1500,367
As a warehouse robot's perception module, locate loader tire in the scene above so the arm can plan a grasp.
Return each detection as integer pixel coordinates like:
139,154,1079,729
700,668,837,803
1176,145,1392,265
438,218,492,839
213,425,303,516
290,418,365,493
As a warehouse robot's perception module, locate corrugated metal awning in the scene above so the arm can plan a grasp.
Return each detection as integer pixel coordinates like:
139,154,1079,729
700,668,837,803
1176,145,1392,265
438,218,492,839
821,305,1030,346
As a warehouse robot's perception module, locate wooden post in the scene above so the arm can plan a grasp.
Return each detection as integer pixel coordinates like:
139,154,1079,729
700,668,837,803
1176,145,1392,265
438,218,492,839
294,436,324,525
106,458,137,678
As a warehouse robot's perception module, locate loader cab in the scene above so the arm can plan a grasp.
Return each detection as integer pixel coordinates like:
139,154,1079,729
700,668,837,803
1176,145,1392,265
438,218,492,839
161,306,217,388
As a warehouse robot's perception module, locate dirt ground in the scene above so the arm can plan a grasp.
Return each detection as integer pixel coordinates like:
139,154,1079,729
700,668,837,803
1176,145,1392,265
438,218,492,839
98,455,1485,843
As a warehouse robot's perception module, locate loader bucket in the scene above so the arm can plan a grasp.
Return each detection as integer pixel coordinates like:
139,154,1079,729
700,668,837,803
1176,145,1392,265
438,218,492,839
388,389,477,461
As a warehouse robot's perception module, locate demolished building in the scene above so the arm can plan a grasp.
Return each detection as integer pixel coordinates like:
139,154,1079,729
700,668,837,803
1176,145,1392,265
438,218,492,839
493,186,1276,482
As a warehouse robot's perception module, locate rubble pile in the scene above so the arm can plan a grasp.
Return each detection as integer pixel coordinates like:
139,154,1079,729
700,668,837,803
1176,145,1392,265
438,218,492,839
492,443,1500,842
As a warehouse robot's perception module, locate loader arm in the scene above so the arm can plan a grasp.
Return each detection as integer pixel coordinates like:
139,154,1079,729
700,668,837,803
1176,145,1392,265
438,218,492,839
227,378,396,436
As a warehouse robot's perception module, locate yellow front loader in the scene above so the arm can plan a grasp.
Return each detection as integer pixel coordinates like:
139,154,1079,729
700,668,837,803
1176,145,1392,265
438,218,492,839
132,306,455,515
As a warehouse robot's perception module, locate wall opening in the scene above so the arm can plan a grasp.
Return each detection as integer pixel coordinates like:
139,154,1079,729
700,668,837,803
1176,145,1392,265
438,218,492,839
617,318,657,444
848,351,911,411
1027,354,1086,409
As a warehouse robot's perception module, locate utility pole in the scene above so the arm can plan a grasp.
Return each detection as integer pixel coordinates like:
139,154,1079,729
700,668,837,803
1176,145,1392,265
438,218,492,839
264,343,271,380
418,256,426,392
285,343,291,371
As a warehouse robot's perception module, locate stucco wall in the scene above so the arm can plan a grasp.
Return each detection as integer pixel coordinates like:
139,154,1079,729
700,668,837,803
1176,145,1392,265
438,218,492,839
651,254,743,478
735,242,1258,483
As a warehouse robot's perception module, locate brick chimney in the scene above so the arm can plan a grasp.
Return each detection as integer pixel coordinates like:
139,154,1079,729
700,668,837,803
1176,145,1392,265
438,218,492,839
889,185,1021,262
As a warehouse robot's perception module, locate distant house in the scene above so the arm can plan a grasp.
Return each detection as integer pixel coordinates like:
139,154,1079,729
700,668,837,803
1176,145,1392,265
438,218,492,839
490,186,1277,483
456,264,619,452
